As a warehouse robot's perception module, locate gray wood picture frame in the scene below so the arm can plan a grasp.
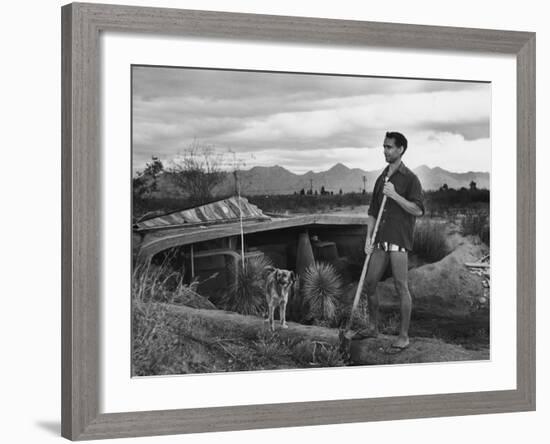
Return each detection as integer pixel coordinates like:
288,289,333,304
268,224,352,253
61,2,536,440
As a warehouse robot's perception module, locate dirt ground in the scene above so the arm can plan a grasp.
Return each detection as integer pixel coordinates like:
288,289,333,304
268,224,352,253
133,302,488,376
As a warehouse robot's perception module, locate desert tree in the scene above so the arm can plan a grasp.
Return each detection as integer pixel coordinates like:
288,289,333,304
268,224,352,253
166,140,227,206
133,156,164,200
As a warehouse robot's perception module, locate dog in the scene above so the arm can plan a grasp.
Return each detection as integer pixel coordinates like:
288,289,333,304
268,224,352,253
264,266,296,331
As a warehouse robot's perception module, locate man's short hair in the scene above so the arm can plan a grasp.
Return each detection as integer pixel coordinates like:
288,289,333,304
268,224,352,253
385,131,408,155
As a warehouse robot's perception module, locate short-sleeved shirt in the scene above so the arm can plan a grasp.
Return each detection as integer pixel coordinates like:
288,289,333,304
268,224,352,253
368,162,424,252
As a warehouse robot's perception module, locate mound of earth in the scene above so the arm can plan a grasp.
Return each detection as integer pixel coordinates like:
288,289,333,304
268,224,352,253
154,302,338,344
152,302,487,366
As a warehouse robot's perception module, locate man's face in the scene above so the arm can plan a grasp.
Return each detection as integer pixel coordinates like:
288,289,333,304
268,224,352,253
383,137,404,163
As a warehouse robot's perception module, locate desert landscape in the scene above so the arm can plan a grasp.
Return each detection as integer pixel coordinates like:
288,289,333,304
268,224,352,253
131,157,490,376
131,66,491,376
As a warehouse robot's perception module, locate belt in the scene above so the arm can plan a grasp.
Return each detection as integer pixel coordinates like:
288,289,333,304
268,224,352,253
375,242,407,252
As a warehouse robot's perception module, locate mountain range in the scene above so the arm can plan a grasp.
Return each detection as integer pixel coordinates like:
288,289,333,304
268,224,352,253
225,163,490,195
151,163,489,197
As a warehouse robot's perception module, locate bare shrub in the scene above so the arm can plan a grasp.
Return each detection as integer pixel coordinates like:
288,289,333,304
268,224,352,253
165,140,227,207
132,248,213,308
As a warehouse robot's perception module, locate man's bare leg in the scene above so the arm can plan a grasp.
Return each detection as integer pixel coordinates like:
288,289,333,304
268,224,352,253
361,248,389,337
390,251,411,348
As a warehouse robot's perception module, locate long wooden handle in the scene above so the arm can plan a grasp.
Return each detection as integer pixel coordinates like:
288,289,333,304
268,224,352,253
345,192,388,331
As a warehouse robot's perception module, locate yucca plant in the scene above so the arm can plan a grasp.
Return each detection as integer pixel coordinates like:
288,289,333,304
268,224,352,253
301,261,343,326
221,255,273,316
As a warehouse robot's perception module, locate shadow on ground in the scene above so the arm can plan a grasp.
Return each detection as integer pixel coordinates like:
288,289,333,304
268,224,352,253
35,421,60,436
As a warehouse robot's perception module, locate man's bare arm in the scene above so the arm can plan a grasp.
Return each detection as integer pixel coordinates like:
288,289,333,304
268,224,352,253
365,215,376,240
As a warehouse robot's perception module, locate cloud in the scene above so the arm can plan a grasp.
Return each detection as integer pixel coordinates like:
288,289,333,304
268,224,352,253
133,66,480,102
132,66,490,173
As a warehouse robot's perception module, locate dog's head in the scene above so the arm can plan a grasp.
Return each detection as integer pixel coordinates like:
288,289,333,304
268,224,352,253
265,266,295,288
276,269,295,287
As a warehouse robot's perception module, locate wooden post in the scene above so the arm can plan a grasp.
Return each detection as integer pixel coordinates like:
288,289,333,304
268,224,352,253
190,244,195,278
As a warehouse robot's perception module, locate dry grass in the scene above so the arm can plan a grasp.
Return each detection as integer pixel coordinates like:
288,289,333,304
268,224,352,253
413,219,450,263
132,302,185,375
132,301,346,375
461,213,490,246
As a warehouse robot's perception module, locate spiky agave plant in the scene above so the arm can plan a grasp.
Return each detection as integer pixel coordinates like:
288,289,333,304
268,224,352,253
222,255,273,316
301,261,343,326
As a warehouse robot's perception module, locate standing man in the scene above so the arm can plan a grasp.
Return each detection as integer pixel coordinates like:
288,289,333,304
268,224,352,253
357,131,424,350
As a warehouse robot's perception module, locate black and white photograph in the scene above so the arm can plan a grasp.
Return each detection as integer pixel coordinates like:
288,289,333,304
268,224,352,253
2,0,543,442
131,65,491,376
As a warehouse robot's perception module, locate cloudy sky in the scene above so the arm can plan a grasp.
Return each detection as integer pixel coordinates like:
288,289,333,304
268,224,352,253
132,66,490,175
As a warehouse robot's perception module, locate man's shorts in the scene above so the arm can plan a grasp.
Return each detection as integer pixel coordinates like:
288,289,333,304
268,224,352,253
374,242,407,253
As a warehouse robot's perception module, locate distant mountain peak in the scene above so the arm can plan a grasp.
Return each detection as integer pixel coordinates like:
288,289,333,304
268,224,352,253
414,164,432,173
329,162,350,172
249,164,288,173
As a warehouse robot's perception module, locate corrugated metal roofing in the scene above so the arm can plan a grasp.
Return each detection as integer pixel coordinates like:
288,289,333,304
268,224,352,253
136,213,368,259
135,196,269,231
